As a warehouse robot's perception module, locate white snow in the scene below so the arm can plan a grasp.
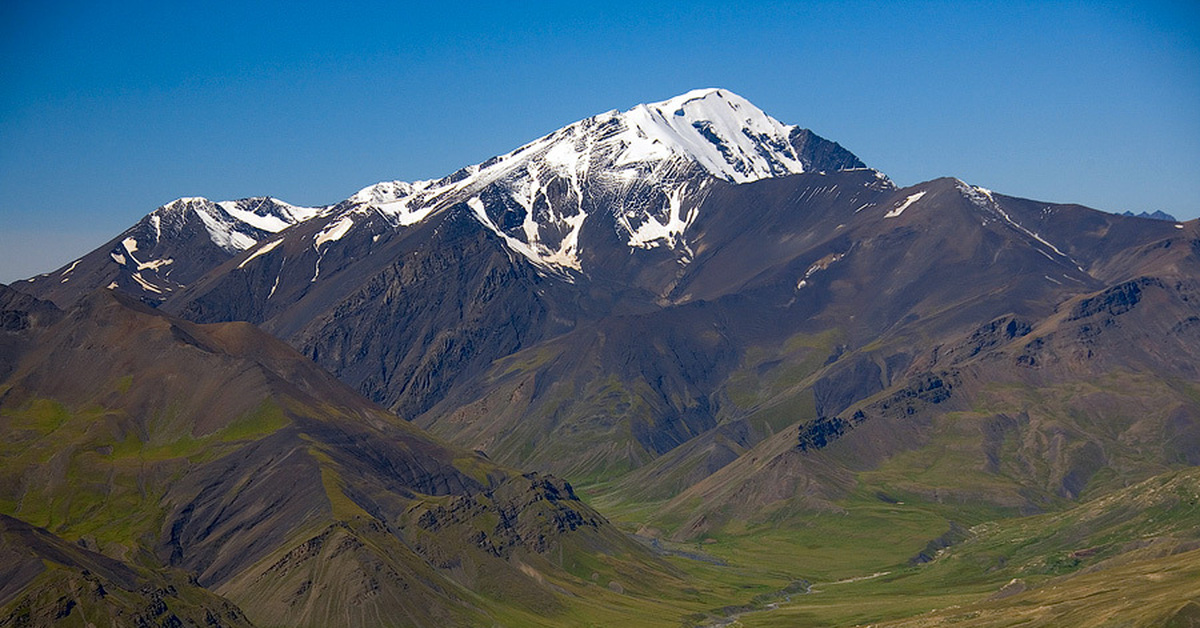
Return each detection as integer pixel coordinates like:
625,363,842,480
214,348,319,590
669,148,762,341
217,198,320,233
325,88,809,271
192,201,257,252
239,239,283,268
122,237,139,254
286,89,824,274
217,201,291,233
314,216,354,248
60,259,81,276
376,198,438,226
469,197,542,264
1177,224,1185,229
612,88,806,183
275,198,321,223
797,252,844,289
130,272,163,294
885,191,927,218
627,187,696,249
352,180,421,205
155,196,318,254
311,252,324,283
110,252,126,265
137,258,173,271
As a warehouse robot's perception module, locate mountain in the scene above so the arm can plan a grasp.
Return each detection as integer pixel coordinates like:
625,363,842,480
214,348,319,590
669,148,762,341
17,89,868,424
7,88,1200,625
20,88,861,307
0,283,683,627
14,90,1197,492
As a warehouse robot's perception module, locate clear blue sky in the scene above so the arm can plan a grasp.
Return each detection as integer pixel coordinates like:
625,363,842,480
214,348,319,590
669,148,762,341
2,1,1198,283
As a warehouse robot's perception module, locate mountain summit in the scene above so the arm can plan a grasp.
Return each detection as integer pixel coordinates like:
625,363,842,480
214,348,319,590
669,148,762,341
338,88,864,273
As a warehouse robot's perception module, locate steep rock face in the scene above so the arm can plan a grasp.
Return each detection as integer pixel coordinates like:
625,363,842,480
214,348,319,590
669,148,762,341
284,207,576,418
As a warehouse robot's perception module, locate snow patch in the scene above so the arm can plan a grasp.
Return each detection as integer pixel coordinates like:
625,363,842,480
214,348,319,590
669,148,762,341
122,237,139,254
218,201,291,233
627,187,696,249
192,202,257,252
239,239,283,268
217,198,321,233
110,252,126,265
130,272,163,294
376,198,438,226
797,252,844,289
137,258,173,271
314,216,354,248
885,191,927,218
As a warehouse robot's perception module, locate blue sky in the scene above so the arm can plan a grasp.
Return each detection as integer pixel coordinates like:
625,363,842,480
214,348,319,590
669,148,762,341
2,0,1198,283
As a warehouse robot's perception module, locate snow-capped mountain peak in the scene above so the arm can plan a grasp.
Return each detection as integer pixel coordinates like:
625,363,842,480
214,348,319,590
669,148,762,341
616,88,806,183
322,88,853,275
24,89,868,305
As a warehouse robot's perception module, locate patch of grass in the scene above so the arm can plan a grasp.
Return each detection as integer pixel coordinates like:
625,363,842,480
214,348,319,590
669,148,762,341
218,399,289,442
114,374,134,394
309,447,372,520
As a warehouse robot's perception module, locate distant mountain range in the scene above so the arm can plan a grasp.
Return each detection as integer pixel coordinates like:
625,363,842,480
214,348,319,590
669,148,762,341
1121,209,1177,221
5,88,1198,627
